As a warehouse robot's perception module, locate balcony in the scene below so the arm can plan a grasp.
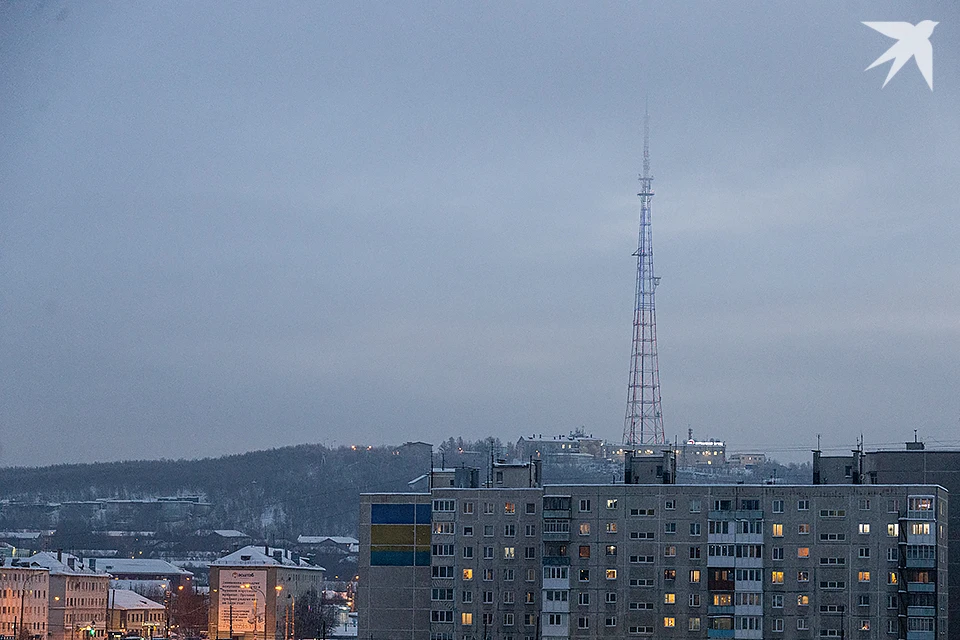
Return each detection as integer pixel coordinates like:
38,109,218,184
543,556,570,566
706,630,734,639
543,509,571,519
707,605,734,615
906,582,936,593
905,557,936,569
906,632,934,640
907,606,936,617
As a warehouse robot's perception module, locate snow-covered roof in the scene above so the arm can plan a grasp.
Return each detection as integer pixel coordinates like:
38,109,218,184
297,536,359,546
91,558,193,576
109,589,165,611
212,546,324,571
212,530,248,538
28,552,107,576
0,531,53,540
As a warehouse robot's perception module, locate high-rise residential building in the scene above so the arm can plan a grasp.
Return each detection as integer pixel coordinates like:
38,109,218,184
0,559,50,640
815,441,960,636
27,552,111,640
208,545,324,640
359,457,948,640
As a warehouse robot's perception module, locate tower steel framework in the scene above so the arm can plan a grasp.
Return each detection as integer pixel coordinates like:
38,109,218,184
622,113,666,447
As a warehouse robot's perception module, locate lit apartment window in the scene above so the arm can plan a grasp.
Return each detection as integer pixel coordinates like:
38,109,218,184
713,594,732,606
606,545,617,556
859,523,871,534
579,545,590,558
504,502,516,514
888,572,898,585
606,569,617,580
664,546,676,557
797,595,809,606
887,523,899,536
607,499,618,509
798,524,810,535
797,571,809,582
689,569,701,583
771,571,784,584
772,524,783,537
503,547,515,560
797,547,809,558
911,523,930,535
606,522,617,534
664,593,675,604
663,617,675,628
461,613,473,626
579,523,590,535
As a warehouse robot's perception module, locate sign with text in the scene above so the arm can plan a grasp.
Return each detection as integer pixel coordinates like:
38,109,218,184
217,570,267,634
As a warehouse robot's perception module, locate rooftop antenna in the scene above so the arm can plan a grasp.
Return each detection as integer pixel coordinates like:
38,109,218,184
623,103,666,447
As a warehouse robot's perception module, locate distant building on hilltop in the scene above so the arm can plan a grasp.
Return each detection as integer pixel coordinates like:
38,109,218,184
676,429,726,468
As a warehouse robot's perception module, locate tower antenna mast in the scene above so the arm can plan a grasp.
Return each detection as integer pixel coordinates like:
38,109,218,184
623,106,666,447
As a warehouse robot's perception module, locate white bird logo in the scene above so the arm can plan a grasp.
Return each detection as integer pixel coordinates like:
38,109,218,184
863,21,938,90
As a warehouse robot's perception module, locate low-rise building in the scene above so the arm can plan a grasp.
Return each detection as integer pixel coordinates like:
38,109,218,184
208,546,324,640
87,558,193,593
0,558,50,640
107,589,165,638
28,552,110,640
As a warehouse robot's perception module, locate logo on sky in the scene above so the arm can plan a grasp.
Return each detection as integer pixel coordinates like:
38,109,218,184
863,21,938,90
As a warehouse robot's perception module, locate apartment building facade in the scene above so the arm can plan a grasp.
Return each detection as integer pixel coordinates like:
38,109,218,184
360,474,948,640
27,552,110,640
0,561,49,640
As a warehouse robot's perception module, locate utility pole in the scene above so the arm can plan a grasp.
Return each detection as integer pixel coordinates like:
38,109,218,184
623,105,666,447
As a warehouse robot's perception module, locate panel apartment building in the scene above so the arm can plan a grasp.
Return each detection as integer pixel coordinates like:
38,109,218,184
359,457,948,640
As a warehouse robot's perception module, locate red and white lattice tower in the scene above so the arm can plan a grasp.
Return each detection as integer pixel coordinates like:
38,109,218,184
623,111,666,447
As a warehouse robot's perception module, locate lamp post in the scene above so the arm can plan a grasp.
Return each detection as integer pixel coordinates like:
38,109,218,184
14,571,43,640
240,583,281,640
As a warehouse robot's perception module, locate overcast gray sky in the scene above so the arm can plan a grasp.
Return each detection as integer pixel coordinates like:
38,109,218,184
2,2,958,467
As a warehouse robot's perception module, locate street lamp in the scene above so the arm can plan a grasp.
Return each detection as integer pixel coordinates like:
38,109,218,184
240,584,281,640
14,572,43,640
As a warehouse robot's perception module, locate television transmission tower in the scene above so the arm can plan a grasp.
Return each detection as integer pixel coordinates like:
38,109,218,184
622,111,666,447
